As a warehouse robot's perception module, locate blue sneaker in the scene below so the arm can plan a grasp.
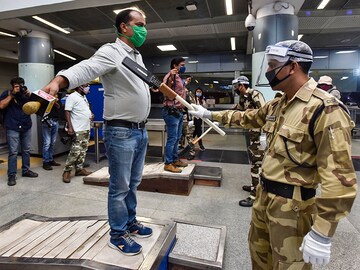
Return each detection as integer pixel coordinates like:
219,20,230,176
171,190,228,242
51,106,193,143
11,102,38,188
108,232,142,256
128,221,153,238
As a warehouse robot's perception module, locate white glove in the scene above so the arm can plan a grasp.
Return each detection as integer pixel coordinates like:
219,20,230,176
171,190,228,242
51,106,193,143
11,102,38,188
188,120,194,128
300,228,331,265
188,104,212,120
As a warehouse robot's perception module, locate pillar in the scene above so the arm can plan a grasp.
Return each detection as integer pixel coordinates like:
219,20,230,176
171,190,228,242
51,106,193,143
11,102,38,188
18,30,55,154
251,2,298,101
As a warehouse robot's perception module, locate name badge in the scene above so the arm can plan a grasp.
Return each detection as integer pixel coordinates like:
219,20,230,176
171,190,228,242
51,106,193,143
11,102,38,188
266,115,276,122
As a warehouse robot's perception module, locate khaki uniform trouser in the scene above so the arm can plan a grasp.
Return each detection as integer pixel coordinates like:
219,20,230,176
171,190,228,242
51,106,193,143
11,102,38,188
249,185,317,270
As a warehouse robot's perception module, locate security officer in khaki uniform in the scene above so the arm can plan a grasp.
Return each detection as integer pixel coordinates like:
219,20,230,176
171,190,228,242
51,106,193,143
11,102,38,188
189,40,357,269
181,88,196,160
232,76,266,207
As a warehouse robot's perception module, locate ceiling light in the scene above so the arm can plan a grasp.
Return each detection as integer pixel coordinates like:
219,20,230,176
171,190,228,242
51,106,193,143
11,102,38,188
313,56,328,59
157,45,177,51
204,83,209,86
213,81,219,84
225,0,233,15
340,76,349,80
188,60,199,64
32,16,70,34
186,1,197,11
113,6,146,18
335,50,356,54
0,31,16,37
297,34,303,40
54,49,76,60
317,0,330,10
230,37,236,50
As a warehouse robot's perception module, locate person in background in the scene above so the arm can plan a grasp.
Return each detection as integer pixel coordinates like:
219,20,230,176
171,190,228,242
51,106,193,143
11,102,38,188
0,77,38,186
189,40,357,269
162,57,188,173
179,76,193,150
62,84,93,183
179,76,197,160
42,8,153,256
317,75,341,100
193,87,207,151
42,96,62,170
232,76,266,207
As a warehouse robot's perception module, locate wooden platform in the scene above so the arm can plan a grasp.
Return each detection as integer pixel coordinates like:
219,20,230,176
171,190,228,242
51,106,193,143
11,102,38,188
83,163,196,196
0,214,176,270
83,163,222,195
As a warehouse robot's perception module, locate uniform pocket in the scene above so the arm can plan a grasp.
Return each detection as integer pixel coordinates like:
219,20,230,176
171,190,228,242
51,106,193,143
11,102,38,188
275,124,305,163
328,127,352,169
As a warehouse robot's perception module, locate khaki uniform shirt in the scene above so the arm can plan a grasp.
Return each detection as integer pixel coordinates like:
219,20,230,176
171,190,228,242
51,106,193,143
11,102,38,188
233,88,266,111
212,78,357,237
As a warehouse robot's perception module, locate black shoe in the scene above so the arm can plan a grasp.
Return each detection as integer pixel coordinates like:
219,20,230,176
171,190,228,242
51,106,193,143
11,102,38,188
199,145,205,151
187,155,195,160
83,163,90,168
242,185,253,192
49,160,61,166
239,197,254,207
7,175,16,186
22,170,38,178
43,162,53,170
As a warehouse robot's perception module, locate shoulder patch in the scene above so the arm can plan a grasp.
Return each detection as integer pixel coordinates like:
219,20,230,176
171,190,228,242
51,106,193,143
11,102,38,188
323,97,339,107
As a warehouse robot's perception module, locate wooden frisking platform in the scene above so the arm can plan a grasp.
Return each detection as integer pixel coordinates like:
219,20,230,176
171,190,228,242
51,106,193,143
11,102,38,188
0,214,226,270
0,214,176,270
83,163,222,195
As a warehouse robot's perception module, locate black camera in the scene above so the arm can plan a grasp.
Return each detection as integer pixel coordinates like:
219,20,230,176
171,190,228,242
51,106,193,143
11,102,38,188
167,106,180,118
20,85,28,93
41,115,53,128
61,135,75,145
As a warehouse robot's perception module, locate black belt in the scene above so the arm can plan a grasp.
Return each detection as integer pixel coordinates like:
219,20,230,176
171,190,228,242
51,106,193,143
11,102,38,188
105,119,146,129
260,177,316,201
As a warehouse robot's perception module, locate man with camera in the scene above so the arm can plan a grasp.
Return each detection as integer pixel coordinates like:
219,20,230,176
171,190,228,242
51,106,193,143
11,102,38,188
0,77,38,186
162,57,188,173
62,84,93,183
42,97,62,170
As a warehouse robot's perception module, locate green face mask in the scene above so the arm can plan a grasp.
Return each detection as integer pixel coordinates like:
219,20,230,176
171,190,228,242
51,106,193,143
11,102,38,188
118,25,147,47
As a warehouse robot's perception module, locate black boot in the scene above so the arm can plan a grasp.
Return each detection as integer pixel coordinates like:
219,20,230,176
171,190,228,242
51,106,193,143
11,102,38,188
8,175,16,186
239,197,254,207
43,162,53,170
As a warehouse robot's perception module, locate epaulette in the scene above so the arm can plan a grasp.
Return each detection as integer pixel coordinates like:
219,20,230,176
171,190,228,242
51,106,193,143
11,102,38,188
309,92,349,141
323,96,340,107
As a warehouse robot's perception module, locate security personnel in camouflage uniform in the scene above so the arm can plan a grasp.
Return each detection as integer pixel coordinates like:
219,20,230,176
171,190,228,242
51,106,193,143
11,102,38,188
190,40,357,269
232,76,266,207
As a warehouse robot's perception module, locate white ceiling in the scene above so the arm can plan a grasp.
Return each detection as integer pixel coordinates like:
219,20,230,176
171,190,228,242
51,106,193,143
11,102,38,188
0,0,359,63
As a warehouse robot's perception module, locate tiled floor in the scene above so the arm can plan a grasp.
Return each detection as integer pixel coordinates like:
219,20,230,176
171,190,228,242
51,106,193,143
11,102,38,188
0,131,359,269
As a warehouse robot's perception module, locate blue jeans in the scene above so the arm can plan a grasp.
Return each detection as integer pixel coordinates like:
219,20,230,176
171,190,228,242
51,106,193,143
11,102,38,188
103,125,148,240
7,128,31,177
162,108,183,165
42,120,59,163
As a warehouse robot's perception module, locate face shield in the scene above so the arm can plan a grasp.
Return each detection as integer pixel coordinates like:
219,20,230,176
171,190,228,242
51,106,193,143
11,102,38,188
255,44,313,87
